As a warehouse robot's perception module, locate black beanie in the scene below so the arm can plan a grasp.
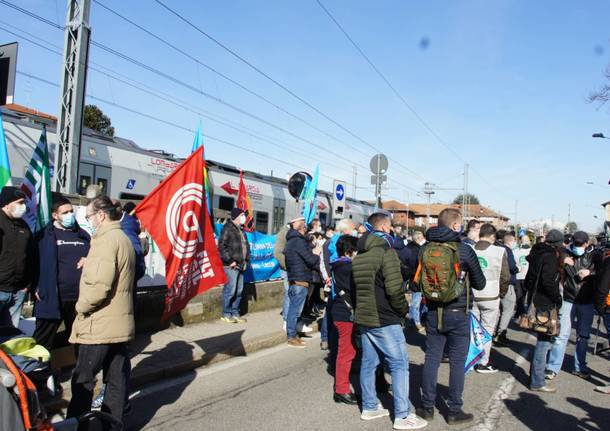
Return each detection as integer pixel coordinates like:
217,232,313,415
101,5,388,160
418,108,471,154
231,207,245,220
0,186,25,208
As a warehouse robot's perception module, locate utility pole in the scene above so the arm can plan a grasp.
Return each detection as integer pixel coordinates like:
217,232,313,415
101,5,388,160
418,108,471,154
54,0,91,194
514,199,518,235
462,163,469,221
423,182,435,229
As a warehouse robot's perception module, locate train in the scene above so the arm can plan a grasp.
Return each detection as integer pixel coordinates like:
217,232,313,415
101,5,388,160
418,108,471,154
0,104,376,232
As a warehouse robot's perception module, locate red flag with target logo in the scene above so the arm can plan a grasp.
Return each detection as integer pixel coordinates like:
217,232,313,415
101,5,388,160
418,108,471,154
135,146,226,321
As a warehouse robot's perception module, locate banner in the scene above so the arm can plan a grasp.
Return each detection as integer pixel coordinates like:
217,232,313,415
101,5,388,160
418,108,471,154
244,230,281,283
136,146,226,321
465,311,492,374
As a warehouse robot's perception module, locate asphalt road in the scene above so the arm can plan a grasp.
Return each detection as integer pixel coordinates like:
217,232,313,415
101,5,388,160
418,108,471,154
125,324,610,431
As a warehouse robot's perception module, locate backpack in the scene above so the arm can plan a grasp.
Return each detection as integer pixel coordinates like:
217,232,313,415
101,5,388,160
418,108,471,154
414,242,463,303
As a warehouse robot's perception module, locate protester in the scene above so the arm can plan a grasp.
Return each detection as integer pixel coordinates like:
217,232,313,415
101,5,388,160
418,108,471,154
284,217,321,348
308,218,322,234
0,186,34,328
273,222,291,329
472,223,509,373
114,200,146,283
218,208,251,324
352,212,427,430
416,208,486,426
407,230,427,333
528,229,564,393
67,196,135,427
329,235,358,405
463,219,481,247
32,196,90,351
356,224,367,237
593,247,610,394
495,231,520,345
513,235,532,318
546,231,596,380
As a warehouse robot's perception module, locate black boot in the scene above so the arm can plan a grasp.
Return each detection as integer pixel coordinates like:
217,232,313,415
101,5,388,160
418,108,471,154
447,410,474,425
333,392,358,405
416,407,434,420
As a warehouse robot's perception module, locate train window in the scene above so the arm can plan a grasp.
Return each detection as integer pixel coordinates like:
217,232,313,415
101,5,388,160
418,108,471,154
79,163,94,195
79,175,92,195
218,196,235,211
97,178,108,195
95,166,112,196
255,211,269,233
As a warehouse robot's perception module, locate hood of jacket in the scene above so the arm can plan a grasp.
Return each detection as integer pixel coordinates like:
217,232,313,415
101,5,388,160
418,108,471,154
526,242,556,263
358,231,390,254
425,226,461,243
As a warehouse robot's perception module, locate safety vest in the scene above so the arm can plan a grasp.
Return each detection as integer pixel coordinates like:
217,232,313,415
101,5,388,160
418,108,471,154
514,247,530,281
474,244,505,300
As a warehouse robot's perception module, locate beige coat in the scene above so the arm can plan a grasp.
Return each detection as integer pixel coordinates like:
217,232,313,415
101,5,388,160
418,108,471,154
70,221,136,345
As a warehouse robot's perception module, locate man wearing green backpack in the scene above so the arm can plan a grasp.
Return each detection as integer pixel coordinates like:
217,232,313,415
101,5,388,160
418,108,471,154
415,208,486,426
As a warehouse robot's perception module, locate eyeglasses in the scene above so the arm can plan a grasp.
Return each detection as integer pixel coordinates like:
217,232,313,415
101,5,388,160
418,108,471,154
85,211,98,221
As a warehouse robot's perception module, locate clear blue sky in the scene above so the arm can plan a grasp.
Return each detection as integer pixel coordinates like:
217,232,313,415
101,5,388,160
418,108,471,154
4,0,610,231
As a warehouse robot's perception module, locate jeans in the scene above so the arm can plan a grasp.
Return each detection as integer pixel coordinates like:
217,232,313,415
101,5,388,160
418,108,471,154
67,343,129,430
421,308,470,413
359,325,410,419
222,267,244,318
334,321,356,394
321,311,329,342
497,285,516,333
530,334,553,389
281,270,290,321
605,313,610,344
410,292,423,325
547,301,574,374
0,289,26,328
286,284,308,339
573,303,595,373
472,299,500,365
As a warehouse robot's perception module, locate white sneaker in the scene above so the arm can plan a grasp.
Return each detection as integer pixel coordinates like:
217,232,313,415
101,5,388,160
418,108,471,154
361,406,390,421
282,321,286,331
296,322,313,333
394,413,428,430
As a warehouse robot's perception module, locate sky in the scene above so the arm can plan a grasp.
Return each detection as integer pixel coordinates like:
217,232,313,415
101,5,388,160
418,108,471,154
2,0,609,232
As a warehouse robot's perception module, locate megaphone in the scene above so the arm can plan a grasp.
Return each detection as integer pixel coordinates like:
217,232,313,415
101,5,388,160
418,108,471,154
288,171,312,201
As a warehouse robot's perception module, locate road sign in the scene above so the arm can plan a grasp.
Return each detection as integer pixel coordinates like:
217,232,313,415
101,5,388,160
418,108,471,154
369,154,388,174
333,180,347,218
371,175,387,185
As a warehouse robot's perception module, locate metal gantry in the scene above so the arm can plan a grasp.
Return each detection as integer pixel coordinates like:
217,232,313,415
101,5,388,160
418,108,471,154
54,0,91,194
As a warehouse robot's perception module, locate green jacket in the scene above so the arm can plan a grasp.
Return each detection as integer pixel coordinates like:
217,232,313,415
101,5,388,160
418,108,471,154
352,233,409,328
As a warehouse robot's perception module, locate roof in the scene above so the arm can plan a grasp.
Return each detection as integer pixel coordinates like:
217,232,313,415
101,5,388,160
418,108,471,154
1,103,57,122
382,200,509,221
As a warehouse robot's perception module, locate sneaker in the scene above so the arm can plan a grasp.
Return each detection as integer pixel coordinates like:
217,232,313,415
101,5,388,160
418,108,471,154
415,324,426,335
544,370,557,381
233,316,247,323
361,406,390,421
415,407,434,421
297,322,313,333
494,331,510,347
220,316,237,323
475,364,499,374
530,384,557,393
320,341,329,351
594,385,610,394
393,413,428,430
287,338,306,348
573,370,591,380
446,410,474,425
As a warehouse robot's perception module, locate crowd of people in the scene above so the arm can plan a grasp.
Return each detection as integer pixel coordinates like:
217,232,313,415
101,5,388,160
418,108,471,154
272,208,610,429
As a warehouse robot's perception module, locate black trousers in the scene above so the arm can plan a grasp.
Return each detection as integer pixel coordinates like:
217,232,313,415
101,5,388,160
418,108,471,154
33,301,77,351
67,343,129,430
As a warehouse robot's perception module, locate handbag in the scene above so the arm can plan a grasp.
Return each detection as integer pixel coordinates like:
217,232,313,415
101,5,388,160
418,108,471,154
517,263,560,337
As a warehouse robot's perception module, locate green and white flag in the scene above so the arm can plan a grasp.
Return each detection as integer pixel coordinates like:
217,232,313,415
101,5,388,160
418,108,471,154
21,126,52,232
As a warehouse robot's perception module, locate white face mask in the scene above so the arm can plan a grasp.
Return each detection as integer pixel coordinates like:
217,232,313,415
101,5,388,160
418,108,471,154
11,203,26,219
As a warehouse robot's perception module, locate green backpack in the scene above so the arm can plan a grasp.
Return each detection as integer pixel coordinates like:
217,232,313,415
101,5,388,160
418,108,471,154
415,242,463,303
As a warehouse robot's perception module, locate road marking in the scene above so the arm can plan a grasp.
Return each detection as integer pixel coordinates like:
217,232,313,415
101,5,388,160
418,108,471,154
469,334,536,431
130,333,321,400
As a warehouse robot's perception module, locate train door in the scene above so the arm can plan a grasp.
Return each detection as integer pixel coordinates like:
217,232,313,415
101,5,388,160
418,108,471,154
79,162,112,196
272,198,286,234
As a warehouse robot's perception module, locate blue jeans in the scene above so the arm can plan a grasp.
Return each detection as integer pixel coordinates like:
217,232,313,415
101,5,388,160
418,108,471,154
573,303,595,373
359,325,410,419
222,267,244,318
0,290,26,327
286,284,308,339
281,270,290,321
410,292,427,325
547,301,573,373
531,334,553,389
421,308,470,413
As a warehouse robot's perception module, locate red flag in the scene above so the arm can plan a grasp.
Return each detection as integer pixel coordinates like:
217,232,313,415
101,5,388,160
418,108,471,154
135,147,226,321
237,170,255,232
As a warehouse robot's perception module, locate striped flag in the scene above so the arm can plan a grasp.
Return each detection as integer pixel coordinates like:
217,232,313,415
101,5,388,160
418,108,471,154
21,126,52,232
0,112,13,188
191,123,214,220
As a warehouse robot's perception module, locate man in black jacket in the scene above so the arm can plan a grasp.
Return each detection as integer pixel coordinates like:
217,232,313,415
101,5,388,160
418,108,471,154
284,217,320,348
416,208,486,426
0,186,35,328
527,230,563,392
218,208,250,324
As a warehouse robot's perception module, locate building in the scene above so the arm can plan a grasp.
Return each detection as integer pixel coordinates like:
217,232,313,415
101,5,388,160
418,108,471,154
382,200,510,229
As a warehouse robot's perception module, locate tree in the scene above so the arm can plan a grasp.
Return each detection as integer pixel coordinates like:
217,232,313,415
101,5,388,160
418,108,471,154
588,64,610,106
452,193,480,205
565,221,578,234
84,105,115,137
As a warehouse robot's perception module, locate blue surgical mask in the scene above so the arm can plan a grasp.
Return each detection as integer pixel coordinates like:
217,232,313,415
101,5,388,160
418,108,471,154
572,246,585,257
60,212,75,229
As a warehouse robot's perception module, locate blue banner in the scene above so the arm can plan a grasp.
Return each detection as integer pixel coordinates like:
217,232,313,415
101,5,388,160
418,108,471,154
465,311,492,374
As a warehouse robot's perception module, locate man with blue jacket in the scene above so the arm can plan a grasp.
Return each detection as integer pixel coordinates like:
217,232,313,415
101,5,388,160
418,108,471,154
33,196,90,350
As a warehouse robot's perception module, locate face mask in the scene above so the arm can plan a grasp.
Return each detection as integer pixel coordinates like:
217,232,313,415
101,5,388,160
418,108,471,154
11,203,26,219
60,212,76,228
572,246,585,257
351,230,358,237
239,215,247,226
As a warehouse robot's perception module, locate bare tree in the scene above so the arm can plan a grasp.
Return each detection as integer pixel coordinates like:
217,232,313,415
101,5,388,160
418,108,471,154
588,65,610,105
